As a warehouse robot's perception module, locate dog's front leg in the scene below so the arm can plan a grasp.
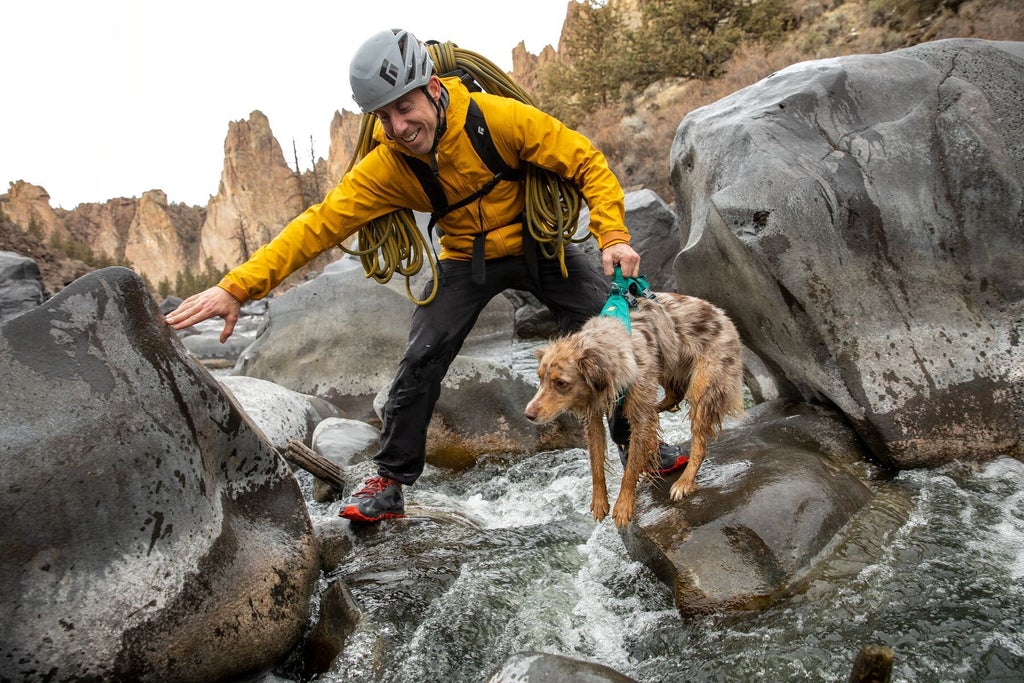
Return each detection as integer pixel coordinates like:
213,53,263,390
613,395,660,527
585,416,610,521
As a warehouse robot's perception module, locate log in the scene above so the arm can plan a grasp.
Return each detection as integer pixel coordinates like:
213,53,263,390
848,644,894,683
284,439,346,491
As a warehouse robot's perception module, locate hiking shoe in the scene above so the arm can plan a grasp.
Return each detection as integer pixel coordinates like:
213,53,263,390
617,441,689,475
339,476,405,522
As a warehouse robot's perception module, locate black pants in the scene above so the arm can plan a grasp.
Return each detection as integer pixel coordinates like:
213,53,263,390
374,244,612,484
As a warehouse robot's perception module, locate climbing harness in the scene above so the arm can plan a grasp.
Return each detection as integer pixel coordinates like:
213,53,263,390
338,40,586,305
600,266,657,334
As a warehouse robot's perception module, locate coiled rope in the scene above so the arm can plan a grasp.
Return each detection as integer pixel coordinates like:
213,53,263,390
338,41,586,305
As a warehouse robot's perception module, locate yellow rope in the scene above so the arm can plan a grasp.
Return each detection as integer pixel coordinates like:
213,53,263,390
338,41,585,304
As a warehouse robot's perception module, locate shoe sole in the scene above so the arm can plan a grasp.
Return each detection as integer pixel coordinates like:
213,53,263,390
656,454,689,476
339,505,406,523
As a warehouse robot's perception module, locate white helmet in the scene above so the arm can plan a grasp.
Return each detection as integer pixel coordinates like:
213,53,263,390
350,29,434,113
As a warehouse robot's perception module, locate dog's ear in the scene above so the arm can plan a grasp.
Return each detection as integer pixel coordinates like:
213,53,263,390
534,346,549,362
577,346,613,395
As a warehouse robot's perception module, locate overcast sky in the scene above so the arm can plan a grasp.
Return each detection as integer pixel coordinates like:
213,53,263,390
1,1,569,209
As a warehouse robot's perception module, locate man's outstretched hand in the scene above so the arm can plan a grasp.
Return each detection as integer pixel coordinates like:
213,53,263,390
165,286,242,344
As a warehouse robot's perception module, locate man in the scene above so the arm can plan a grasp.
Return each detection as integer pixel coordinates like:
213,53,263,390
166,29,687,523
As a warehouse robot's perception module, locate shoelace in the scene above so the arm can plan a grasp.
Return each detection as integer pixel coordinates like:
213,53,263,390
353,476,394,498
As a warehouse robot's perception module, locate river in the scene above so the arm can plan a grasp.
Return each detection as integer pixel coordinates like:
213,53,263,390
291,406,1023,682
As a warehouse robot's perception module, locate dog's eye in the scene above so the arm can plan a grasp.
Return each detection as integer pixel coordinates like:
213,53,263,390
553,379,569,391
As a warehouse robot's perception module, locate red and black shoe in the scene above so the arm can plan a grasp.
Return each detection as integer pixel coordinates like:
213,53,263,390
339,475,406,522
617,442,689,476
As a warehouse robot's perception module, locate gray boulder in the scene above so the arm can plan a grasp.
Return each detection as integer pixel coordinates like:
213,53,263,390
515,189,681,338
0,250,47,322
485,651,638,682
375,354,585,469
218,375,340,450
623,400,873,615
235,256,515,421
0,267,319,682
670,38,1023,467
580,188,680,292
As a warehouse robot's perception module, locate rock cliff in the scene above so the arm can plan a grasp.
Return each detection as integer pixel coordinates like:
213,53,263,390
200,111,305,272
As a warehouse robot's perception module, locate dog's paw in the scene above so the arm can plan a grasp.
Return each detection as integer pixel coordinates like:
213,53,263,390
612,499,634,528
591,497,609,521
669,478,696,500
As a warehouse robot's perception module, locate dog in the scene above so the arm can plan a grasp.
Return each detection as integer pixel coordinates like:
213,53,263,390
524,292,744,527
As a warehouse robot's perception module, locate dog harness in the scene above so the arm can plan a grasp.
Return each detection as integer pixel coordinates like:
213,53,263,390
600,266,657,333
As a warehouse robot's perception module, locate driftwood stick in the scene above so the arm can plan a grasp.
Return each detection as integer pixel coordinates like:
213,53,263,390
848,644,894,683
284,439,346,490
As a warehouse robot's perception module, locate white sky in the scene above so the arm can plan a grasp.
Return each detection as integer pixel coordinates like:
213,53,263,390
1,0,570,209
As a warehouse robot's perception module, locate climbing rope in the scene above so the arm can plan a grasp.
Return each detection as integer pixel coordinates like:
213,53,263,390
338,41,586,305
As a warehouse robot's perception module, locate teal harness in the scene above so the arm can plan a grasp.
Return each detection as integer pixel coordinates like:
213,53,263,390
599,267,657,407
599,266,657,333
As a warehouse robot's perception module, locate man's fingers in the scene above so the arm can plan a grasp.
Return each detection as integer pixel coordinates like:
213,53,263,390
219,317,237,344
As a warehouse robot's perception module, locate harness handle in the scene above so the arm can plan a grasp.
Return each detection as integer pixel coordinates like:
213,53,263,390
601,266,656,333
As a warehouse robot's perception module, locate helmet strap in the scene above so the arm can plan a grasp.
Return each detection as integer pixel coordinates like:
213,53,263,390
426,82,449,154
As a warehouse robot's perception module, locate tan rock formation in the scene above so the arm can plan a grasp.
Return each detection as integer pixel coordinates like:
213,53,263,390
123,190,189,287
1,181,70,245
325,109,363,191
200,111,304,272
62,197,138,263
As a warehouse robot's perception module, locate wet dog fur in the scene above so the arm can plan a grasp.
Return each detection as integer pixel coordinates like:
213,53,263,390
524,292,744,527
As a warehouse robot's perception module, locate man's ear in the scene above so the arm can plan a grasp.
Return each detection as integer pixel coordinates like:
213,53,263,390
427,75,443,102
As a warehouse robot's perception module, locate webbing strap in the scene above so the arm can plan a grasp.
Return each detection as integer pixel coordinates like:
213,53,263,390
600,267,657,334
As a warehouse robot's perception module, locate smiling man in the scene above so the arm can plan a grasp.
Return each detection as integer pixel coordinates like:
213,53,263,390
165,28,686,523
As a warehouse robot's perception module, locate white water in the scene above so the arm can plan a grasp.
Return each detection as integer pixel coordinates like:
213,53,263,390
286,339,1024,682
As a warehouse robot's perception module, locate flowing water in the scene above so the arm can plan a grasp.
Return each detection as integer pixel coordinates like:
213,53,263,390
280,342,1024,682
295,437,1023,682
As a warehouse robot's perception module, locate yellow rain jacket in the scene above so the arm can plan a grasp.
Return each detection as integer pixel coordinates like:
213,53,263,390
219,77,631,303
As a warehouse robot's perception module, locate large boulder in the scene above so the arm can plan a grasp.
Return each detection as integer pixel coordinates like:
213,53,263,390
0,250,47,322
235,256,517,420
375,355,585,469
670,39,1023,467
622,400,873,615
485,651,638,682
515,189,681,339
0,267,319,682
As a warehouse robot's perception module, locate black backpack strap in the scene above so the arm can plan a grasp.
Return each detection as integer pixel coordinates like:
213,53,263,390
399,97,526,284
403,156,448,219
464,98,521,181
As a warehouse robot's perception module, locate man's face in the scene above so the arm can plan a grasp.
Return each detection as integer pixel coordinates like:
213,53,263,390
374,76,442,156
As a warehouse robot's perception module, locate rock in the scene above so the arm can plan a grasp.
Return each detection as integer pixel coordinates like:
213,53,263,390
301,580,363,677
178,314,263,365
670,38,1024,467
235,256,515,420
122,190,196,288
515,189,681,339
199,111,306,272
309,417,380,501
374,354,585,469
0,267,319,682
218,375,328,450
0,250,47,321
485,651,638,682
622,400,873,615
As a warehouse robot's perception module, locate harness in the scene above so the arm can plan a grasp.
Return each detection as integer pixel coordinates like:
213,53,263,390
400,96,530,285
599,267,657,406
600,266,657,333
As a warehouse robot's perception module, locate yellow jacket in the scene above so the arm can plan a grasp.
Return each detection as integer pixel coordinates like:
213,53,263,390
219,77,630,302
